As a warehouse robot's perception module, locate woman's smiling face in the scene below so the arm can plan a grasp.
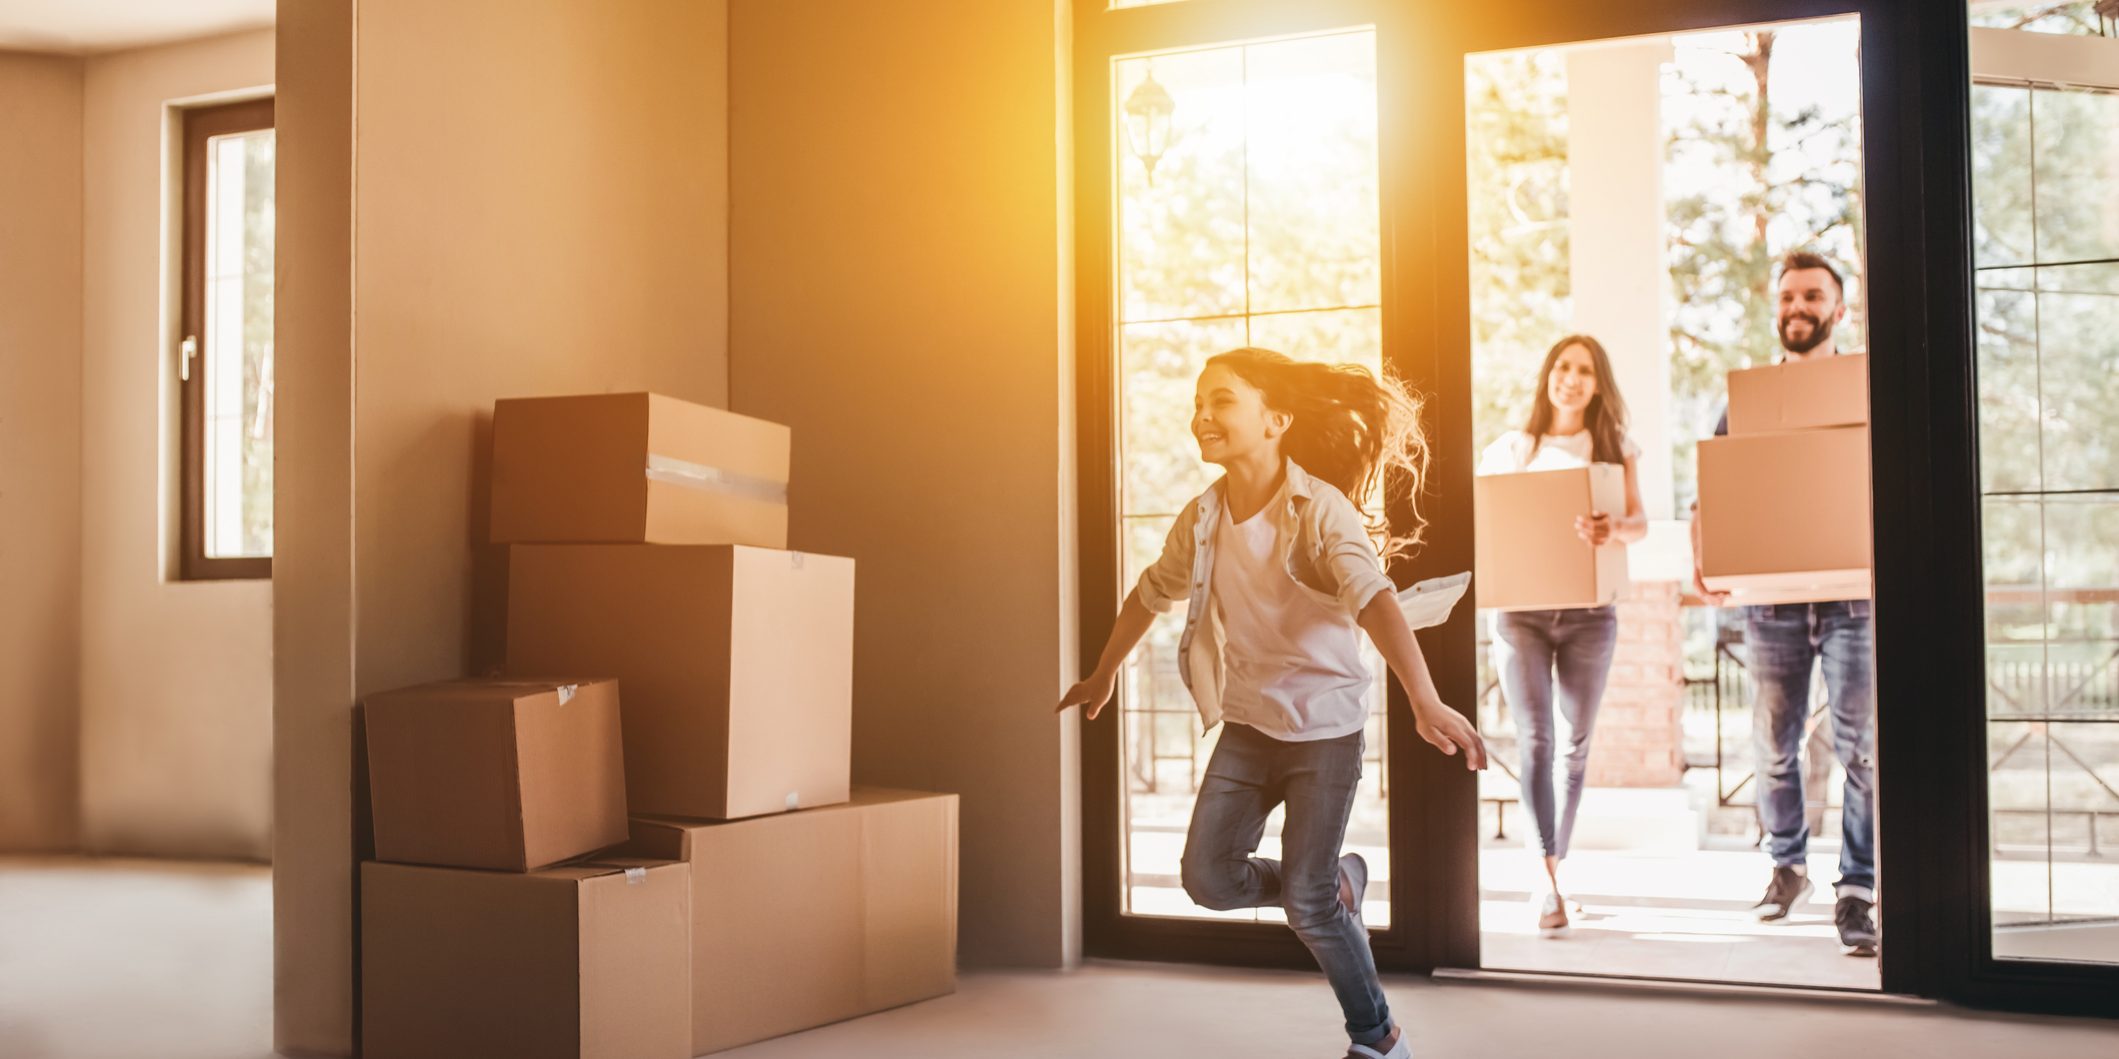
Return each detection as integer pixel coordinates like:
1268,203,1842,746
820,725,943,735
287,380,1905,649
1545,341,1598,415
1193,363,1286,466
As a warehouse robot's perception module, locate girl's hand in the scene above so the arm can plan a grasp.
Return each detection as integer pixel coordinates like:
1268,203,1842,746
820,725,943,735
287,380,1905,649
1574,511,1614,546
1413,702,1488,771
1056,670,1120,720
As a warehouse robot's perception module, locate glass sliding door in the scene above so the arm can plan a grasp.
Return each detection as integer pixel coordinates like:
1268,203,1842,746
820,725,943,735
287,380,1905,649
1968,4,2119,967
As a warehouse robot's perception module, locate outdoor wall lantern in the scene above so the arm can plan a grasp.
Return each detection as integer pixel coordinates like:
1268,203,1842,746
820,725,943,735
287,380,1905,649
1123,68,1176,185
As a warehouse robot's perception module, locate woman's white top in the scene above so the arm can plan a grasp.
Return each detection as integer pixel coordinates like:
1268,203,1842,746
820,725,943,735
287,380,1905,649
1477,428,1640,474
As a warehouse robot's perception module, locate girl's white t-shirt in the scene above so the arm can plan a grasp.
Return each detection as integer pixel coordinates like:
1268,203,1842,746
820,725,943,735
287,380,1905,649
1477,428,1640,474
1210,503,1373,742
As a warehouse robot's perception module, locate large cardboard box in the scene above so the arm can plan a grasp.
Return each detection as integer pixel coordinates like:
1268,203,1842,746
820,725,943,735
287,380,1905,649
505,544,854,820
1698,425,1873,602
617,788,958,1055
363,678,627,872
1473,464,1629,611
362,858,690,1059
1725,352,1868,435
491,392,790,547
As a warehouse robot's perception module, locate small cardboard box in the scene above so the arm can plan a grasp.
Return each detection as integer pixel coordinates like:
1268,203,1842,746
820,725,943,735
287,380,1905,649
1474,464,1629,612
490,392,790,547
363,678,627,872
1698,425,1873,602
505,544,854,820
361,858,690,1059
617,788,958,1055
1725,353,1868,435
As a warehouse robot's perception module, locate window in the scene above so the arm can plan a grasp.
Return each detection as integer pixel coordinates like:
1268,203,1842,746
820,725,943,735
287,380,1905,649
1110,29,1391,927
180,97,275,581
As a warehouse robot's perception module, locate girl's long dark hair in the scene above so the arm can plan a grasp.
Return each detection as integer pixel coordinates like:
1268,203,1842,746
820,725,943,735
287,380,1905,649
1205,347,1431,560
1522,334,1630,465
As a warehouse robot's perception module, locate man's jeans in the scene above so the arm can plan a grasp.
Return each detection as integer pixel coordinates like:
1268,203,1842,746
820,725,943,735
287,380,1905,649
1181,723,1390,1047
1493,605,1620,861
1745,600,1877,899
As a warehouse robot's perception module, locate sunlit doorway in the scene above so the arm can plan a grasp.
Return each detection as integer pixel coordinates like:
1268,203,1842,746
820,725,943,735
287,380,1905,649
1462,14,1882,990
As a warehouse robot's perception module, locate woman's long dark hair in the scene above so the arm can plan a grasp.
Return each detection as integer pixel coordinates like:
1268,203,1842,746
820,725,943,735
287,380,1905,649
1522,334,1630,465
1205,347,1430,559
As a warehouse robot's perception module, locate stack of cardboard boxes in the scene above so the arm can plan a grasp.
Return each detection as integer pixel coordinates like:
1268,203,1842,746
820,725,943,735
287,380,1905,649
1686,353,1873,605
1697,354,1874,603
359,392,959,1058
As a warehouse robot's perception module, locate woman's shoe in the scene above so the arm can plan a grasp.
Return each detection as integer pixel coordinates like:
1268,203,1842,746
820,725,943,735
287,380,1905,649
1538,892,1570,937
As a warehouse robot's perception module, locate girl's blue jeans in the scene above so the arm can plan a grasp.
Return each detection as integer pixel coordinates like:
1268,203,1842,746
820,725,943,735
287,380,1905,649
1180,722,1390,1047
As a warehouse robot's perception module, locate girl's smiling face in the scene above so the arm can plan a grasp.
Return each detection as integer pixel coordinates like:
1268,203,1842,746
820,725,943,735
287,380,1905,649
1544,341,1598,415
1193,364,1289,466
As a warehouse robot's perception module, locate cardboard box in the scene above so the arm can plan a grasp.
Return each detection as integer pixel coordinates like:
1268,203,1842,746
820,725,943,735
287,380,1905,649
362,858,690,1059
363,678,627,872
505,544,854,820
1725,353,1868,435
1698,425,1873,602
1473,464,1629,611
491,392,790,547
617,788,958,1055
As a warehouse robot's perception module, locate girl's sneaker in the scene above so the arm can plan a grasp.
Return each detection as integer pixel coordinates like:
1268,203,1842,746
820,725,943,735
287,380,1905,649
1347,1027,1411,1059
1537,892,1570,937
1338,852,1369,931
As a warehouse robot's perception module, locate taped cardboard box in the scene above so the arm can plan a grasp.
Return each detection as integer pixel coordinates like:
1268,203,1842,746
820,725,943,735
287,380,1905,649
617,788,958,1055
1473,464,1629,611
506,544,853,820
1698,425,1873,603
361,858,690,1059
491,392,790,547
1725,352,1868,435
363,678,627,872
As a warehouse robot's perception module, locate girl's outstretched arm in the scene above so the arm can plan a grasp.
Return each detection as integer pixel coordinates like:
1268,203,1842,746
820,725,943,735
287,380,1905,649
1056,588,1157,720
1356,591,1489,771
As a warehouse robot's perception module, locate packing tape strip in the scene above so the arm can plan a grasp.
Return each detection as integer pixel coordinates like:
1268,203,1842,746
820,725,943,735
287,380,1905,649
556,683,577,705
624,867,647,885
785,791,800,811
644,454,789,504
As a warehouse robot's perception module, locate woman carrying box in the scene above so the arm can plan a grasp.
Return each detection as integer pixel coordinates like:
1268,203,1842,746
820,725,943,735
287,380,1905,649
1477,334,1648,937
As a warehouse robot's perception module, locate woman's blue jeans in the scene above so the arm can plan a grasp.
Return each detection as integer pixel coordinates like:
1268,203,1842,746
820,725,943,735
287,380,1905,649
1492,605,1620,861
1180,722,1391,1047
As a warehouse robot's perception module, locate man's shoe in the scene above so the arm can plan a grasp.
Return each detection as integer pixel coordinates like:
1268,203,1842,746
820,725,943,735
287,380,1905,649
1752,865,1814,922
1836,895,1879,956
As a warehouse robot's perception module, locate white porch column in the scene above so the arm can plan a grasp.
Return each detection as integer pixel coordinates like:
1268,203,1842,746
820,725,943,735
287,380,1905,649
1567,40,1676,520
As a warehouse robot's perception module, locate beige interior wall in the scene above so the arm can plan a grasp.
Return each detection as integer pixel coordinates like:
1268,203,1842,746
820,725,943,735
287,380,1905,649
0,51,85,853
76,29,277,860
727,0,1081,968
274,1,732,1052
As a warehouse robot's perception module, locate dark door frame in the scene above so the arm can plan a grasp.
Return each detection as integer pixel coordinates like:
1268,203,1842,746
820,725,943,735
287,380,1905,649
1074,0,2119,1018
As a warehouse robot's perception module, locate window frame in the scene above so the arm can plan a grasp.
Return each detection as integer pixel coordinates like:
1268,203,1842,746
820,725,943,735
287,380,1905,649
179,95,275,582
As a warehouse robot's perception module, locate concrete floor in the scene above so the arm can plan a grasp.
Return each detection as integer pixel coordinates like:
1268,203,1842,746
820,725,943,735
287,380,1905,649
5,857,2118,1059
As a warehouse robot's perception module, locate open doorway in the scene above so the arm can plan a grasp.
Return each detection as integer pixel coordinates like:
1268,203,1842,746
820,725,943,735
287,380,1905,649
1462,14,1882,990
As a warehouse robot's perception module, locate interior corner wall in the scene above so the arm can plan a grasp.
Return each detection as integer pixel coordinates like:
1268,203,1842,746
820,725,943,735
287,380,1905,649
275,1,731,1053
77,28,276,860
727,0,1082,968
0,51,85,853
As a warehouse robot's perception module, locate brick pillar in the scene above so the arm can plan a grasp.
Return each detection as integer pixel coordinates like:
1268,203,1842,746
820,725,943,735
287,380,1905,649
1586,580,1687,787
